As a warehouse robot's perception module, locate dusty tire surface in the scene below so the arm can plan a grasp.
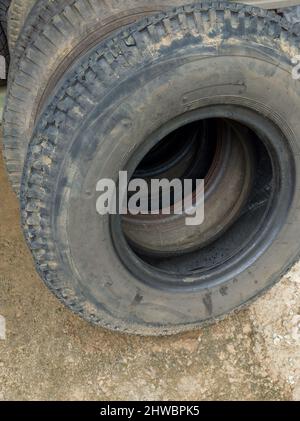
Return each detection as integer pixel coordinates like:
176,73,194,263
21,2,300,335
3,0,193,193
7,0,35,53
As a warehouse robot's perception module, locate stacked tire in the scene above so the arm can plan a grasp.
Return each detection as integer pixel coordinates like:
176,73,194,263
3,0,300,335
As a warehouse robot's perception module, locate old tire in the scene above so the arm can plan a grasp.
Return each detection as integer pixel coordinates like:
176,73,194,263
3,0,193,193
21,2,300,335
7,0,35,53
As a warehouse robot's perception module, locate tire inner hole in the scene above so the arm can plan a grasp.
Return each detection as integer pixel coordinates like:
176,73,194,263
121,118,273,276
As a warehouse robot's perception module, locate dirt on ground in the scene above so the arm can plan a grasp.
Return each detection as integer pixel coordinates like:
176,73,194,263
0,134,299,401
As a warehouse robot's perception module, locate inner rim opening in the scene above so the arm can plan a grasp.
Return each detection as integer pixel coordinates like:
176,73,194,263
134,120,216,183
116,115,275,285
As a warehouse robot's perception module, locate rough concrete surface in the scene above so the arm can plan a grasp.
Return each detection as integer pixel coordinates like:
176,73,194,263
0,136,299,401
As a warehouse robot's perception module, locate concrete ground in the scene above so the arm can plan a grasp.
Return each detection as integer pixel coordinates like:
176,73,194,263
0,132,299,401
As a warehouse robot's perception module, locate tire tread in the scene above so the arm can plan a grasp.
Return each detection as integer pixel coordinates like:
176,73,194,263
20,1,300,335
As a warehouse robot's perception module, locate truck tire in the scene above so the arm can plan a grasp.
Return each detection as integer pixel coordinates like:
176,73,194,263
3,0,193,193
21,2,300,335
7,0,35,53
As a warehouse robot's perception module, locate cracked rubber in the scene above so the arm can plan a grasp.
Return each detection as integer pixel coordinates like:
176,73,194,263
20,1,300,335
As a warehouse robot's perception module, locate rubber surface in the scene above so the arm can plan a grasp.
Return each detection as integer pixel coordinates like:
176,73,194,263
7,0,35,53
21,2,300,335
3,0,205,193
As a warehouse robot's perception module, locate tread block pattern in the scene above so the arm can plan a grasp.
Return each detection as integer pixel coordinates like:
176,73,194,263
19,1,300,334
7,0,36,52
4,0,197,192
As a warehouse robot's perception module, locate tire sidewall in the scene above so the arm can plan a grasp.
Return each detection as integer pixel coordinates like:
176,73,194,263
47,40,300,332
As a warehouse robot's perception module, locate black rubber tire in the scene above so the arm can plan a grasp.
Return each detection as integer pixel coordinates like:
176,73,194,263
21,2,300,335
7,0,35,53
3,0,193,193
0,0,11,37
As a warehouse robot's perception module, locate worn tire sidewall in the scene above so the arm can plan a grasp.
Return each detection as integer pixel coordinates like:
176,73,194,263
43,41,300,332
